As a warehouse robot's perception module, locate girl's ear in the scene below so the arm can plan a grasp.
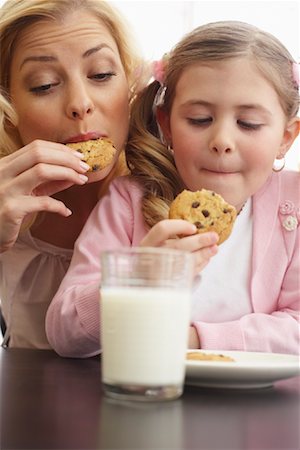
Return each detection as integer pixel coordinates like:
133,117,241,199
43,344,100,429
156,107,172,144
278,117,300,157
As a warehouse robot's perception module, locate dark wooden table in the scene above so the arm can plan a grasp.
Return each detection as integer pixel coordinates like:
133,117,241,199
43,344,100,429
1,348,299,450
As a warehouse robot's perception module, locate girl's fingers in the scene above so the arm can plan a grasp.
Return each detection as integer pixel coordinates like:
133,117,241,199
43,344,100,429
140,219,197,247
165,231,219,252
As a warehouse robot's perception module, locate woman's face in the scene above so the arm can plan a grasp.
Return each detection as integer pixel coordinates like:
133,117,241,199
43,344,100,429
9,10,130,181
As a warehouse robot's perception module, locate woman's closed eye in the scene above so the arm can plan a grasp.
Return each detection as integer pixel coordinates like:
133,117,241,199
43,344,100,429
90,71,116,82
29,83,59,94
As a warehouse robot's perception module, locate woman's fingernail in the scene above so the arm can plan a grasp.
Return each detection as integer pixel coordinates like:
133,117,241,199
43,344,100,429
79,174,88,183
73,151,85,159
79,161,90,171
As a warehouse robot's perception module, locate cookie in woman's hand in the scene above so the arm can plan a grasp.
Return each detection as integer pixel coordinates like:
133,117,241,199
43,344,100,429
169,189,237,244
67,138,117,172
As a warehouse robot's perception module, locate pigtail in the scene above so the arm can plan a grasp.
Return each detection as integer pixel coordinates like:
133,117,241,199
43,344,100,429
126,81,184,228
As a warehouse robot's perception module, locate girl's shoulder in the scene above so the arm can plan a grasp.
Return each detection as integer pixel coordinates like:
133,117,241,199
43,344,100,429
108,175,143,199
278,170,300,205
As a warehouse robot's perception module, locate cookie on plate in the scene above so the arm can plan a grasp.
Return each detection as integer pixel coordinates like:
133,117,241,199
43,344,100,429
186,351,235,362
169,189,237,244
67,138,117,172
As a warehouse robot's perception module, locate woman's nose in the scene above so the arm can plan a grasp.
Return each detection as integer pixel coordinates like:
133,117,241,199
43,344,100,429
66,83,95,120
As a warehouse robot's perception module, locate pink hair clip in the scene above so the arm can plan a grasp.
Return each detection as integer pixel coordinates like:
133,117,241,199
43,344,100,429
152,54,168,85
292,62,299,88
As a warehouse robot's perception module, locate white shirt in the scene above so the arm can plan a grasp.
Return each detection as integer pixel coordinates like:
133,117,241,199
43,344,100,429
191,199,253,322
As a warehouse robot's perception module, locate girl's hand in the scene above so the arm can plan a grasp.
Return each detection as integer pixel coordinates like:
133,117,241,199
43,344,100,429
140,219,219,274
188,326,200,349
0,139,89,253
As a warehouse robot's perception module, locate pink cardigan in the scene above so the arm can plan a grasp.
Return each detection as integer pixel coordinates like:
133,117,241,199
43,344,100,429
46,171,300,357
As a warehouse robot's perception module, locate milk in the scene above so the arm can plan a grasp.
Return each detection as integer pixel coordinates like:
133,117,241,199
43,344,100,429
101,286,191,386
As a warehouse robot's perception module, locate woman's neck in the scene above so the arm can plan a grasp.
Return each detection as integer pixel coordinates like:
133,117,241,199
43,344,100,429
31,183,101,249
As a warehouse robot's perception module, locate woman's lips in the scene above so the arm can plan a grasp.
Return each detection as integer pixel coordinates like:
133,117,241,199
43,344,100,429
64,132,103,143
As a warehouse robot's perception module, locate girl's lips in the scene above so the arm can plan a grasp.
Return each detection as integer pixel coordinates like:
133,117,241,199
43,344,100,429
64,132,103,143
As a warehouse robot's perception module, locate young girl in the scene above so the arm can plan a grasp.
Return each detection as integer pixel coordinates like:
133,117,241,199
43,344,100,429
46,21,299,357
0,0,144,348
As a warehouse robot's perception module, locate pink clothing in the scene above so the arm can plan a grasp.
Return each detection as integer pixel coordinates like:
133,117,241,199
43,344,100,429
46,171,300,357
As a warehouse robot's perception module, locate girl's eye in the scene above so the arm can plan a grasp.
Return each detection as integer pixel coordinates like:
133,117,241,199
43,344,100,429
29,83,57,94
188,117,212,126
91,71,116,81
238,120,262,130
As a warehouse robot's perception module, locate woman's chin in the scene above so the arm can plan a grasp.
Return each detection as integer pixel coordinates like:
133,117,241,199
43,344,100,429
85,160,116,184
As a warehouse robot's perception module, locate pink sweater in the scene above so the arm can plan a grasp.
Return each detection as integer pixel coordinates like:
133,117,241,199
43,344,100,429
46,171,300,357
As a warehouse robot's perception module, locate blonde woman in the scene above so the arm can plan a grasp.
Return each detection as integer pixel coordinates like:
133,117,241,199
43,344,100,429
0,0,144,348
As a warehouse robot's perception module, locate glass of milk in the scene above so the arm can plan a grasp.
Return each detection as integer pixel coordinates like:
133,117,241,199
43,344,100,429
100,247,194,401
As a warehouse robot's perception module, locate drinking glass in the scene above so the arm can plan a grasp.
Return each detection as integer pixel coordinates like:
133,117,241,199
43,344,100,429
100,247,194,401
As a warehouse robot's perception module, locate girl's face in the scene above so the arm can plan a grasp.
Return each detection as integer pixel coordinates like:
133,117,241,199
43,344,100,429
9,10,130,182
160,58,297,211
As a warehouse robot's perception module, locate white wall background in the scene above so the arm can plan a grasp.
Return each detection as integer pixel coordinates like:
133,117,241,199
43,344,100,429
0,0,299,169
111,0,299,171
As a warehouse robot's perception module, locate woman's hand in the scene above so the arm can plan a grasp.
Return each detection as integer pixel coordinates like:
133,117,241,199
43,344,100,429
140,219,219,274
0,140,89,253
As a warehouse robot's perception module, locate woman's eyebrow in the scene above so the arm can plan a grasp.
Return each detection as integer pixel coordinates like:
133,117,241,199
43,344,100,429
20,44,113,70
83,44,112,58
20,55,56,70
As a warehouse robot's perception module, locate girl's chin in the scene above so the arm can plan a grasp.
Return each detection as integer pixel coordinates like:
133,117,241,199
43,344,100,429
85,160,116,184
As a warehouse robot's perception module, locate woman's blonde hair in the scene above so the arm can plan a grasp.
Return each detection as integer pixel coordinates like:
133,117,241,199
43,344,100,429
126,21,299,228
0,0,142,158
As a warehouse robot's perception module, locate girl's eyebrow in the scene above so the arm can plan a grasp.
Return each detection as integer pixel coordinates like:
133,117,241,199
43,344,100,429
238,104,272,116
181,100,272,116
19,44,112,70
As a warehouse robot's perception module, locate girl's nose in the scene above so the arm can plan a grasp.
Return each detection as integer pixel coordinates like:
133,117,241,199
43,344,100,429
66,83,95,120
209,124,233,154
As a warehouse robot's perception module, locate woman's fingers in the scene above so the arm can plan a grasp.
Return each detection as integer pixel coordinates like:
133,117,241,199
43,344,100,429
0,196,71,253
0,140,88,182
2,162,88,197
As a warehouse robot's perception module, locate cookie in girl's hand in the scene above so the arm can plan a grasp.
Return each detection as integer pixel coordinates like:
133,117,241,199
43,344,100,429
67,138,117,172
169,189,237,244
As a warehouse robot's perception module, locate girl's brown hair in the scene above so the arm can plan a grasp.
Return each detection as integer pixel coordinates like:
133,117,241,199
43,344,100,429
126,21,299,228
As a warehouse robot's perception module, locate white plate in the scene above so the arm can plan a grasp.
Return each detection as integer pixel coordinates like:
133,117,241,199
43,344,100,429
185,350,300,389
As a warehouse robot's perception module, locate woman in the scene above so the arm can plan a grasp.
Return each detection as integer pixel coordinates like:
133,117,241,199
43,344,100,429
0,0,144,348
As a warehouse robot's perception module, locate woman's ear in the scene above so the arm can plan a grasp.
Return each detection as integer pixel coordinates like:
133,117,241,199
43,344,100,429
278,117,300,157
156,107,172,144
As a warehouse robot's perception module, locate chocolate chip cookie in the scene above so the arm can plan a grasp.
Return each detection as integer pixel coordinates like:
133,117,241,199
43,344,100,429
67,138,117,172
169,189,237,244
186,351,235,362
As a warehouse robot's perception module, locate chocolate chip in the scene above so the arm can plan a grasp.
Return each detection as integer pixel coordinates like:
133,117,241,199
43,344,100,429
92,164,100,171
194,221,204,229
192,202,200,208
223,208,230,213
202,209,210,217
